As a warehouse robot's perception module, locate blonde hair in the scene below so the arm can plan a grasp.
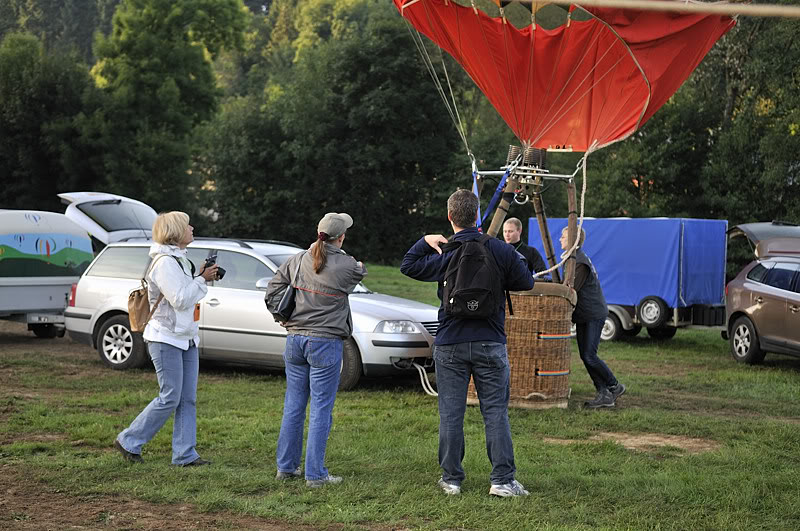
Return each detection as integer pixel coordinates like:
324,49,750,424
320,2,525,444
504,217,522,230
152,211,190,245
561,226,586,247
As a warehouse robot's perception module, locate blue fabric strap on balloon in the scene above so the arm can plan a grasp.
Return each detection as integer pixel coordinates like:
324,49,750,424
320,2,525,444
472,171,482,229
481,169,509,225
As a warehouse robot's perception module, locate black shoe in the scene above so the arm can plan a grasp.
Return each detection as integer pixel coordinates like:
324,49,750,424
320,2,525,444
114,439,143,463
584,389,615,408
179,458,211,467
610,383,627,401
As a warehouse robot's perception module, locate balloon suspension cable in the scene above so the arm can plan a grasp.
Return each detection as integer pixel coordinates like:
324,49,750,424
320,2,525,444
532,140,598,280
403,19,472,161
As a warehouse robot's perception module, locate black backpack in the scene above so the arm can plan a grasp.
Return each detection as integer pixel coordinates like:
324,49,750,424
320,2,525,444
441,234,511,319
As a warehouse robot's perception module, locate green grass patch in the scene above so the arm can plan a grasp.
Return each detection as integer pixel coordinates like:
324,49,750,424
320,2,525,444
362,262,440,306
2,269,800,529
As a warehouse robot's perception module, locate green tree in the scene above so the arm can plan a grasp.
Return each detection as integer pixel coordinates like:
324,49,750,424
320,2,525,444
201,1,461,261
0,33,99,211
702,13,800,226
81,0,247,213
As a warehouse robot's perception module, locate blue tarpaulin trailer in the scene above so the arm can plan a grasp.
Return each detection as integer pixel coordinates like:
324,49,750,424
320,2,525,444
528,217,728,340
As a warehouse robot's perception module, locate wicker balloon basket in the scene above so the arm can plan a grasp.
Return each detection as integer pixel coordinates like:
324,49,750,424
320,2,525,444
466,282,577,409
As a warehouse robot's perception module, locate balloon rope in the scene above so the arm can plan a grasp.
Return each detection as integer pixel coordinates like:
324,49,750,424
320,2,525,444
402,20,472,158
532,140,599,279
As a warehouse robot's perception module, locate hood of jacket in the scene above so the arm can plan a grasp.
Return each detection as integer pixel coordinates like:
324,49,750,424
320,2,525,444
149,243,187,259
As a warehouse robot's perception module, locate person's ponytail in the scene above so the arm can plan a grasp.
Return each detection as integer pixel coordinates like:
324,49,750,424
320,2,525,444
311,238,327,273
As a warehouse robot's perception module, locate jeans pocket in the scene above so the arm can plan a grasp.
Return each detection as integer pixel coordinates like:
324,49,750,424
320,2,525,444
433,344,456,364
283,335,302,365
479,342,509,369
307,338,342,369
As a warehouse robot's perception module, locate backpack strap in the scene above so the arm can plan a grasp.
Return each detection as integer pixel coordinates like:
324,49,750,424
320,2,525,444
480,233,514,316
440,240,462,254
141,254,172,318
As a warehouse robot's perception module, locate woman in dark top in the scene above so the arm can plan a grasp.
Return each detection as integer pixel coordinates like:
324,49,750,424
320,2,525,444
560,226,626,408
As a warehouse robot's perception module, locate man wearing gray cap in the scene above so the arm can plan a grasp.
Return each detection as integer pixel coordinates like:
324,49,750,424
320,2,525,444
268,212,366,488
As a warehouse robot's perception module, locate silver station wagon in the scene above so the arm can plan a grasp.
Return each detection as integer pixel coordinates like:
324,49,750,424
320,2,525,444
65,239,438,390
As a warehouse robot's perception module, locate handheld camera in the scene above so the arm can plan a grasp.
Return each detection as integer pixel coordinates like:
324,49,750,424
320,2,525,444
203,253,226,280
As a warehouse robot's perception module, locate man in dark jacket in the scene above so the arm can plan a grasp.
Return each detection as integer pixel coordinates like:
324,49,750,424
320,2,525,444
400,189,533,498
503,217,546,274
559,226,626,408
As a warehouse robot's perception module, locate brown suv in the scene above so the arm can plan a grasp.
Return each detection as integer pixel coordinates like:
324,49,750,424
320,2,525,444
725,222,800,364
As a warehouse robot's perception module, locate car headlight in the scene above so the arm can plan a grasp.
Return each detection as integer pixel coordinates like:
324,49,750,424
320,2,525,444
374,320,421,334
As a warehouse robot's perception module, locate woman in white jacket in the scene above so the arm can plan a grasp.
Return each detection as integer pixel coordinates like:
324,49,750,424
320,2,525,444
114,211,218,466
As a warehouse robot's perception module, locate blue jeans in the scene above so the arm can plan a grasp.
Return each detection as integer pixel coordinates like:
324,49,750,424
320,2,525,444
117,341,200,465
433,341,516,486
276,334,342,480
575,319,618,391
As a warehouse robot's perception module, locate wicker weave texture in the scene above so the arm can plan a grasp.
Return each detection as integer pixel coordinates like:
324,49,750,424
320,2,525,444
467,290,573,409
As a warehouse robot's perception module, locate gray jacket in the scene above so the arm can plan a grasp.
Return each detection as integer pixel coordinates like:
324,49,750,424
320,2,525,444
267,243,366,338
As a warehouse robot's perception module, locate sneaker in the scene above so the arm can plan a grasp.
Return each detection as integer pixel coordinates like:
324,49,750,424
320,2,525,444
489,480,529,497
584,389,615,408
114,439,143,463
610,383,627,401
306,475,343,488
276,467,302,480
437,477,461,495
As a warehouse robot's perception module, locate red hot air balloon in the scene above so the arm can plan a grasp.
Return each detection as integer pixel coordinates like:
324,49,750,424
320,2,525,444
393,0,734,151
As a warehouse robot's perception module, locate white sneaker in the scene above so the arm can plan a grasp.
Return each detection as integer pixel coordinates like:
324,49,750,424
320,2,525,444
489,479,529,497
438,477,461,495
306,475,343,488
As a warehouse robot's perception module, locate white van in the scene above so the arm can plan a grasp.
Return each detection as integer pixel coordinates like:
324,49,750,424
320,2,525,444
0,210,94,337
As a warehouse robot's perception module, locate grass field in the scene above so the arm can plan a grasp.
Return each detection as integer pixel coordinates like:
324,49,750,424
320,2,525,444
1,266,799,530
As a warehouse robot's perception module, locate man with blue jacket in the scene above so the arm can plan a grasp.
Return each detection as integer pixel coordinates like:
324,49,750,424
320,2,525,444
400,189,533,498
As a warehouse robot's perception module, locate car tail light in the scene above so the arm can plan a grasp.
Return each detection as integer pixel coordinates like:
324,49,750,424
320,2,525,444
68,283,77,307
725,283,729,297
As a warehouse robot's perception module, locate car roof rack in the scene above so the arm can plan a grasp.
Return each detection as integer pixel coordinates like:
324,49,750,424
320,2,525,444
771,220,798,227
192,237,254,249
245,238,302,249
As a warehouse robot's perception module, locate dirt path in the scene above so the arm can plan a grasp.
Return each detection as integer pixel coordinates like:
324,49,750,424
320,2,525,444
0,464,315,531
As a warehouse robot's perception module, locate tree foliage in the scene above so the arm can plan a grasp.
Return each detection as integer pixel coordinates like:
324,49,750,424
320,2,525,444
0,32,99,211
199,1,462,261
80,0,247,213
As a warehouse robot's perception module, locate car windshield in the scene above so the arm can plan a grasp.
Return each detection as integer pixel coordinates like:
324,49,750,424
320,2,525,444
264,252,371,293
77,200,156,231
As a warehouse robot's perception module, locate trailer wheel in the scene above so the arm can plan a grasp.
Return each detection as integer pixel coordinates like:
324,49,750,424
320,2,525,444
637,296,668,328
646,326,677,340
97,315,148,370
601,314,622,341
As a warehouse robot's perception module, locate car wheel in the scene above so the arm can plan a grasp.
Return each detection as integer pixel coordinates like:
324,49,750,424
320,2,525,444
338,338,363,391
647,326,677,340
601,314,622,341
97,315,148,370
730,316,766,364
623,325,642,337
637,296,669,328
31,324,58,339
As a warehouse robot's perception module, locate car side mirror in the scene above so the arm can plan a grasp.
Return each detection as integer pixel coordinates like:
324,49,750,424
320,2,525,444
255,277,271,290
